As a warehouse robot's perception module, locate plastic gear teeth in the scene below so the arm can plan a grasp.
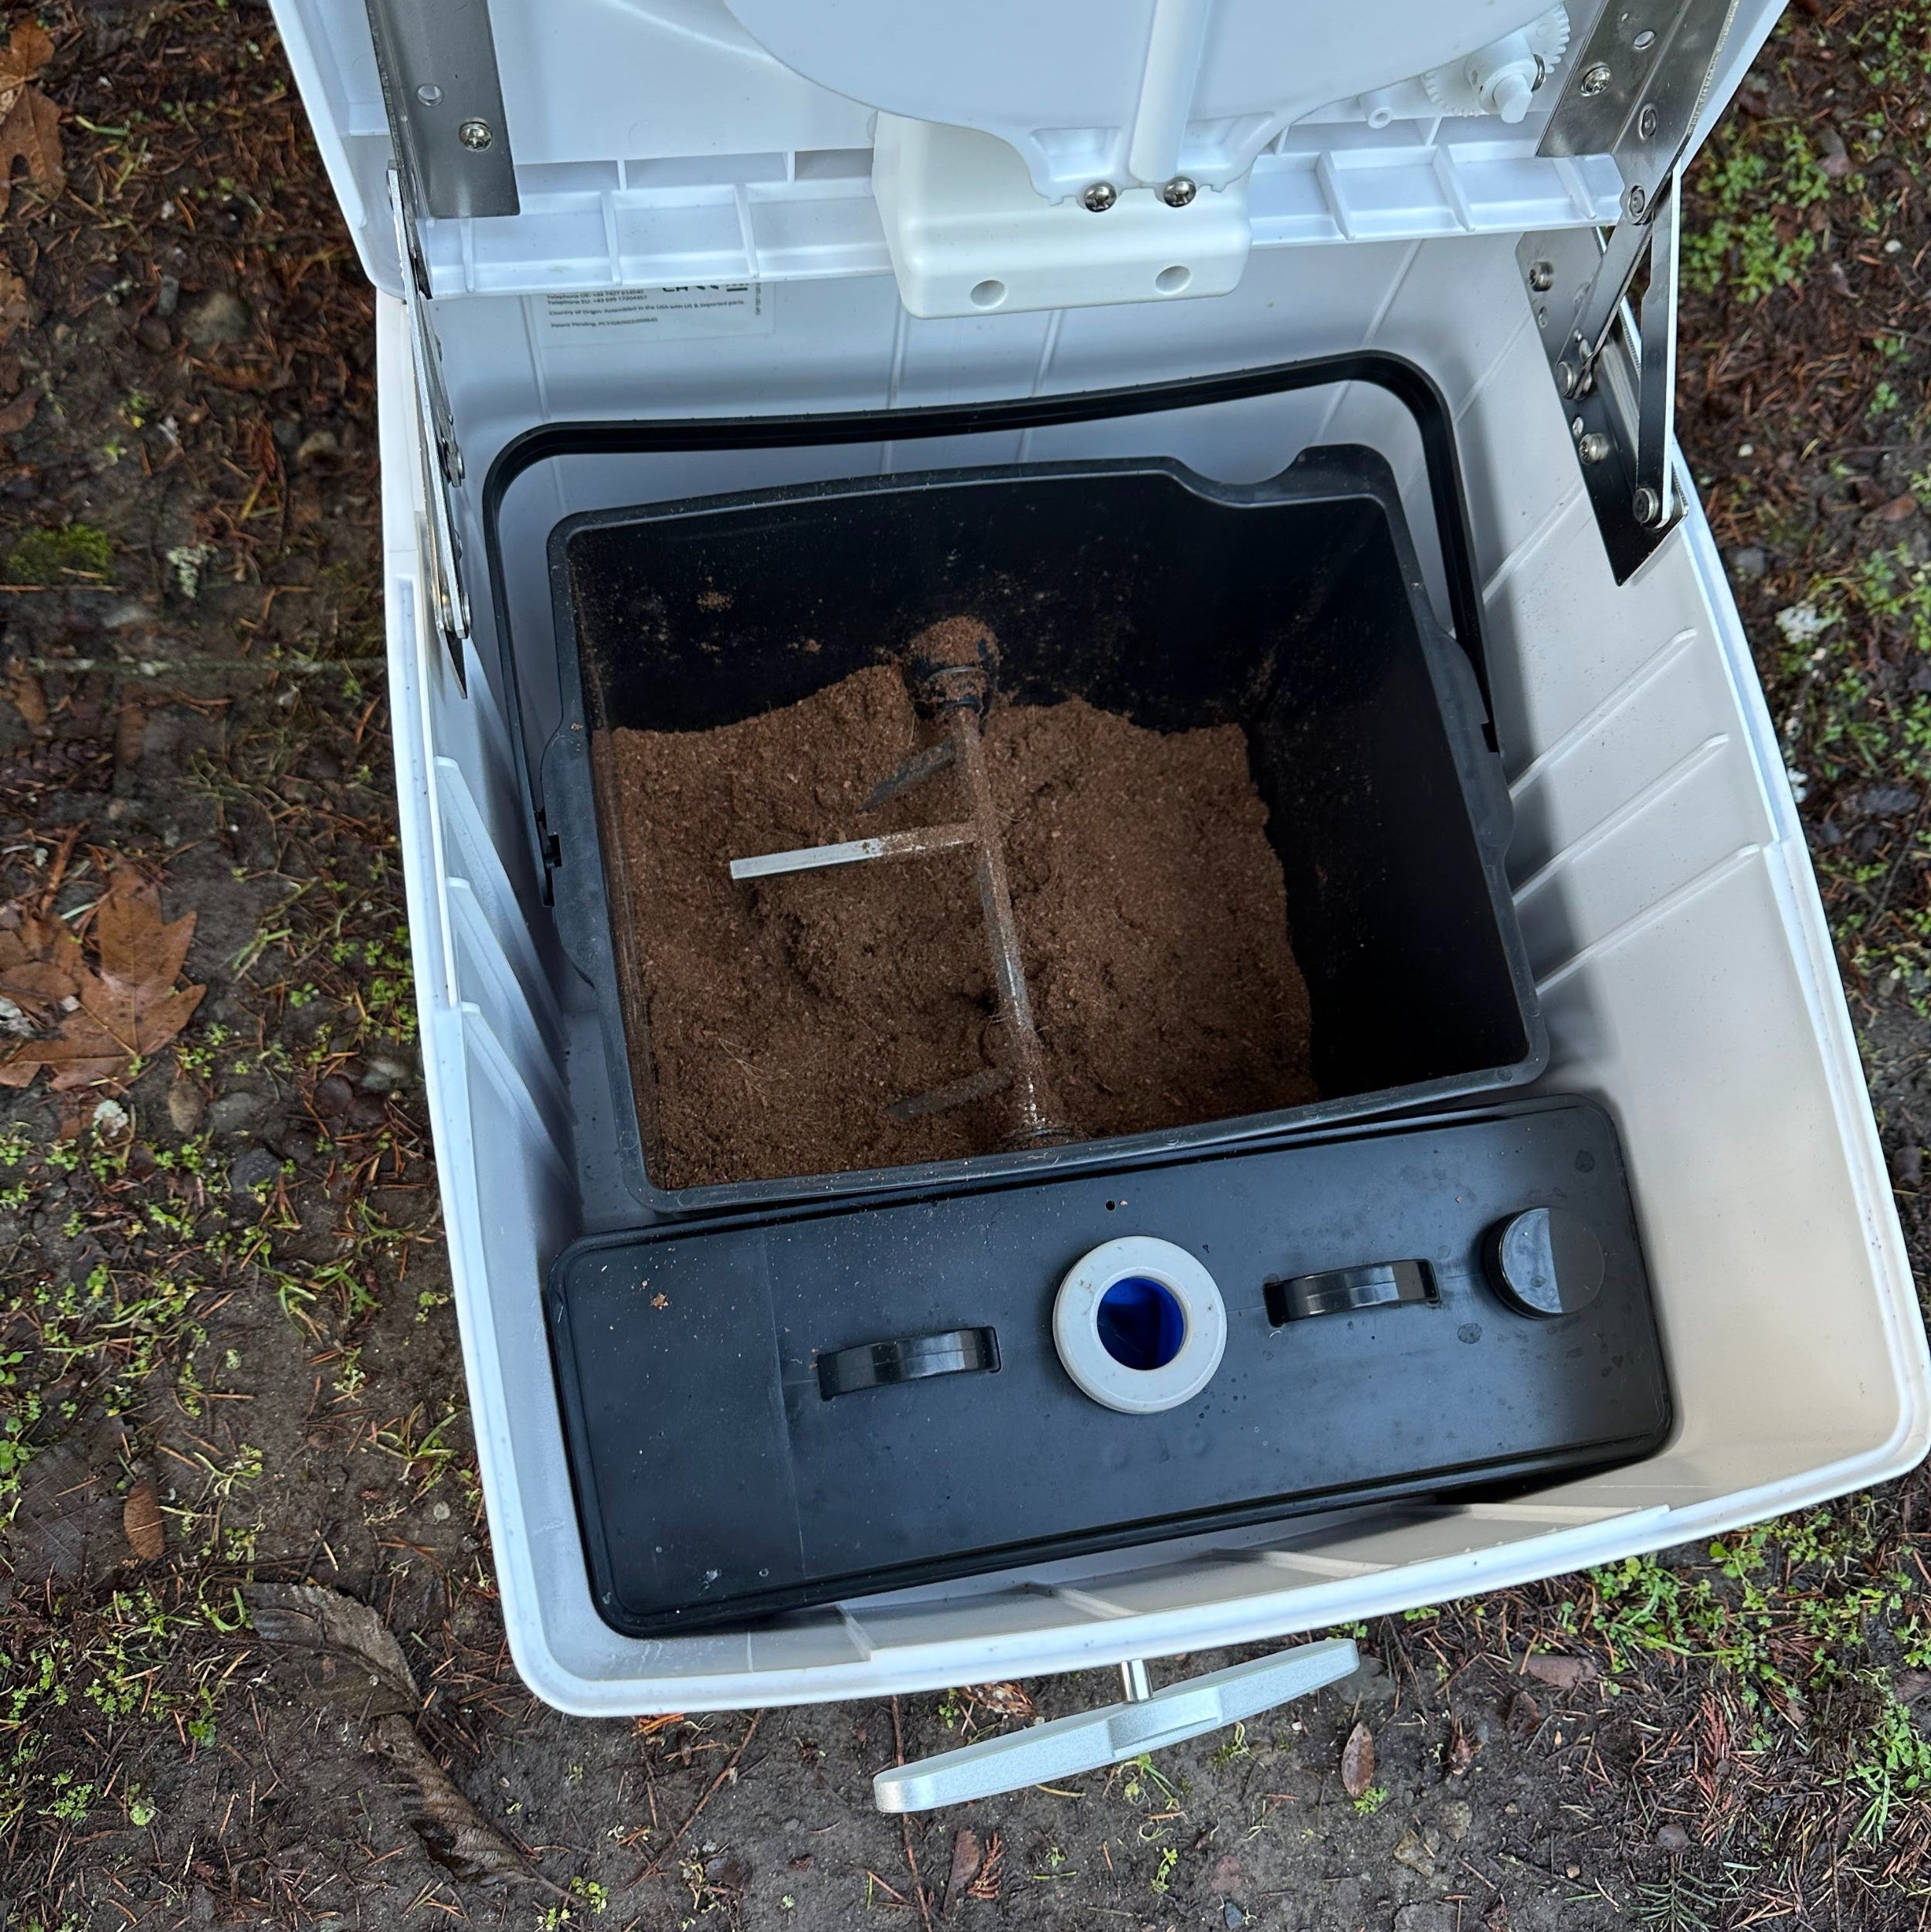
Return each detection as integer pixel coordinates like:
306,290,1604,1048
1534,5,1573,65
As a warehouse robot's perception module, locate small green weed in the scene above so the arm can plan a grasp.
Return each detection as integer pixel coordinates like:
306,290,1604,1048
1849,1696,1931,1842
1685,124,1834,301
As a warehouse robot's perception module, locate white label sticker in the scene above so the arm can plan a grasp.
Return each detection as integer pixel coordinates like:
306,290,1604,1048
536,284,772,342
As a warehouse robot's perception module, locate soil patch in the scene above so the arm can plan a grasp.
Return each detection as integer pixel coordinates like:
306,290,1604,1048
605,661,1316,1187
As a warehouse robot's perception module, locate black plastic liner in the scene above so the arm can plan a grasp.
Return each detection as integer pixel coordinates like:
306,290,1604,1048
549,1096,1669,1638
535,396,1545,1214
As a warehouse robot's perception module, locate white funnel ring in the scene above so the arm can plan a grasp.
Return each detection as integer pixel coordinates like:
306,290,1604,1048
1053,1236,1227,1415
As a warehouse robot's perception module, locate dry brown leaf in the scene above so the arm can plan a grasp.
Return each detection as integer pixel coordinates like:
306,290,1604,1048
0,20,53,109
122,1476,164,1560
1339,1720,1375,1799
0,20,61,219
0,86,62,217
1444,1713,1480,1778
0,866,205,1092
1503,1689,1542,1742
5,660,46,734
370,1715,568,1897
942,1828,982,1915
0,266,25,347
0,386,37,436
970,1679,1036,1718
0,905,82,1014
1519,1652,1596,1692
248,1584,569,1898
246,1581,419,1716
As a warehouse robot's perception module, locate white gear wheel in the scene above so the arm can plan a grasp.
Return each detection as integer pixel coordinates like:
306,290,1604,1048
1421,5,1572,117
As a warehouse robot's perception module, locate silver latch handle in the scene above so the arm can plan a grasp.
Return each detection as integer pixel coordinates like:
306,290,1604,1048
872,1637,1359,1813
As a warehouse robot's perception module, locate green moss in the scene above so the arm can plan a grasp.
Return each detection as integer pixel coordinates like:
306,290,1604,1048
5,524,114,586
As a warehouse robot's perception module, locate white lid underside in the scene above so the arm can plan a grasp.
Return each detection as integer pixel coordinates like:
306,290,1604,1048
273,0,1634,301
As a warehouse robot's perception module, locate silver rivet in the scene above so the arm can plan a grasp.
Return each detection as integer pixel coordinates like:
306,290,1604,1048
1159,176,1196,208
1637,103,1659,140
1578,432,1613,464
458,118,494,151
1625,182,1648,219
1081,181,1118,213
1556,360,1577,396
1571,415,1587,440
416,83,443,107
1578,62,1612,97
1632,484,1662,525
1632,29,1657,52
1528,259,1556,293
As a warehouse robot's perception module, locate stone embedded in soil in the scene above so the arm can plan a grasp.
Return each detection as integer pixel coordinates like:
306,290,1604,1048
208,1089,266,1135
179,288,251,347
1393,1828,1441,1878
357,1054,412,1093
229,1146,282,1197
1347,1655,1398,1703
1206,1852,1243,1895
311,1073,355,1118
1655,1822,1691,1851
1844,782,1923,819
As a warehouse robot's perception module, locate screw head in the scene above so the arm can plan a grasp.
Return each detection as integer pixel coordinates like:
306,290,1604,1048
1578,431,1614,465
1578,61,1613,97
1637,102,1660,140
1081,181,1118,213
1625,182,1648,219
1528,259,1556,293
1159,175,1196,208
457,118,494,151
1632,484,1663,526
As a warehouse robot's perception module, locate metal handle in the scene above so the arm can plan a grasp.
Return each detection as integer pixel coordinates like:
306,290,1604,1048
872,1637,1359,1813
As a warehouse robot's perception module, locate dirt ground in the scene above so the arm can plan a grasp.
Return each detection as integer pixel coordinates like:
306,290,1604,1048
3,3,1931,1929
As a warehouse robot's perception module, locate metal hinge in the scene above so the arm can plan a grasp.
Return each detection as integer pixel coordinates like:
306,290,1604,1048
1519,0,1743,581
388,169,473,688
364,0,523,687
362,0,520,223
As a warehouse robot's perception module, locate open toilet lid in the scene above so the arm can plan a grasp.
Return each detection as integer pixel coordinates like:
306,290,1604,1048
721,0,1573,199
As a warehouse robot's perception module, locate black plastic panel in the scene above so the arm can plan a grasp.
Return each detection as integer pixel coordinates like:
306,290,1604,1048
549,1098,1670,1637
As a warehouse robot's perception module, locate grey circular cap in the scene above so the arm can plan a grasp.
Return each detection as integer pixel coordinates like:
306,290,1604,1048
1485,1207,1606,1319
1053,1236,1225,1415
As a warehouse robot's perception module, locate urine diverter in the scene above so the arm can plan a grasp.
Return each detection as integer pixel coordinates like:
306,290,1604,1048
1054,1236,1227,1414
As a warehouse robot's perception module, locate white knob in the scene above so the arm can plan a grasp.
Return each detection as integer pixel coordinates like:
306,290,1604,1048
1489,66,1535,123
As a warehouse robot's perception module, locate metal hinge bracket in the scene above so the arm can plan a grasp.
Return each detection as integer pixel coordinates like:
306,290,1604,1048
362,0,523,687
362,0,520,223
388,168,473,688
1520,0,1742,580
